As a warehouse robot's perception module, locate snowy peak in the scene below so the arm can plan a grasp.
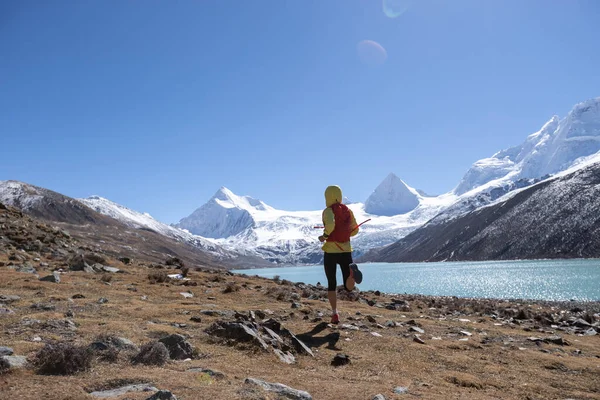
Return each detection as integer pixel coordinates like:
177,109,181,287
211,187,273,212
455,97,600,195
364,173,420,216
176,187,259,239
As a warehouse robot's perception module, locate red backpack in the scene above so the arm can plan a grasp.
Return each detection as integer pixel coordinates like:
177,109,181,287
327,203,352,242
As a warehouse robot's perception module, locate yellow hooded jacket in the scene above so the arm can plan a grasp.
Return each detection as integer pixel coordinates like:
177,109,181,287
322,185,358,253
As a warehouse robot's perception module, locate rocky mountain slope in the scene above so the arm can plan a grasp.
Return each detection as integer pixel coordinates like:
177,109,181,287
362,155,600,262
0,181,268,269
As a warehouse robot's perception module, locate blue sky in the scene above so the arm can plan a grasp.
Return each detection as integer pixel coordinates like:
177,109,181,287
1,0,599,223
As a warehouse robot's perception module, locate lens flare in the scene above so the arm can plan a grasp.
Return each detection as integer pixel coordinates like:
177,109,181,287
383,0,413,18
357,40,387,66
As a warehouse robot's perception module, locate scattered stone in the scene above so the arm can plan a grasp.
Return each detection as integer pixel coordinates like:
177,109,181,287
340,324,360,331
190,316,202,323
460,331,472,337
97,297,109,304
206,321,270,351
273,348,296,364
158,334,194,360
410,326,425,334
331,353,350,367
2,355,27,369
371,332,383,337
89,384,159,398
367,315,377,323
101,266,121,274
385,320,397,328
393,386,409,395
180,292,193,299
545,336,570,346
0,347,14,356
31,303,56,311
583,328,597,336
0,307,14,315
0,294,20,303
244,378,312,400
413,335,425,344
146,390,177,400
39,272,60,283
72,294,86,299
13,264,37,274
372,395,387,400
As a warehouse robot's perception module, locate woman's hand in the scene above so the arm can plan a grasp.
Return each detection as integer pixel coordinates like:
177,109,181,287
318,235,326,243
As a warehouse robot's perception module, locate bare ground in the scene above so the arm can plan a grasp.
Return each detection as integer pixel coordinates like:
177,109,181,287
1,256,599,400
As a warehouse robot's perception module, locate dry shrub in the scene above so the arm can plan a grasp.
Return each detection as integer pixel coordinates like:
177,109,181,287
100,274,113,283
131,342,169,366
265,286,288,301
272,275,281,283
148,271,168,284
209,275,226,283
223,282,240,294
165,257,184,267
33,342,92,375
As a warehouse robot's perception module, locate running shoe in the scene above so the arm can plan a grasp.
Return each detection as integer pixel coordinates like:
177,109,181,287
349,263,363,284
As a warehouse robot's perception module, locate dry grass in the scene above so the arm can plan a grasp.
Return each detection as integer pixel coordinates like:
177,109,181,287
0,259,599,400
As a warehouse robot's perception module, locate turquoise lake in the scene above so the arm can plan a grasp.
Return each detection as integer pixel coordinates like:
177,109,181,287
232,259,600,301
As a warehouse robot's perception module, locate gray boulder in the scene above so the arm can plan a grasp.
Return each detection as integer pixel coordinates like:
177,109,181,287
146,390,177,400
89,384,158,398
158,334,194,360
244,378,312,400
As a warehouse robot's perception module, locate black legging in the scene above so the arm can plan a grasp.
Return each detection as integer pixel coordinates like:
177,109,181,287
324,252,353,291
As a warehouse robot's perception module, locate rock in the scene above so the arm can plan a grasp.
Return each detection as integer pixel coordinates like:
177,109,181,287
572,318,592,329
385,320,397,328
460,331,472,337
371,332,383,337
273,348,296,364
13,264,37,274
158,334,194,360
2,355,27,369
0,347,14,356
413,335,425,344
372,395,387,400
410,326,425,334
97,297,109,304
393,386,409,394
291,302,301,309
39,272,60,283
367,315,377,323
205,321,270,351
331,353,350,367
244,378,312,400
200,310,226,317
545,336,570,346
72,294,86,299
583,328,597,336
0,295,20,303
89,384,159,398
280,329,314,357
31,303,56,311
0,307,14,315
180,292,193,298
118,257,132,265
189,316,202,323
146,390,177,400
340,324,360,331
101,266,121,274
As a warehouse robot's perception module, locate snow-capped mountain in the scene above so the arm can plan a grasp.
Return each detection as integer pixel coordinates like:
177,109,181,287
455,98,600,195
174,97,600,264
175,183,454,264
79,196,231,259
364,173,420,216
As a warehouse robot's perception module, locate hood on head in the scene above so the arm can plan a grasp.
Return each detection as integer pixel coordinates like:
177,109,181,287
325,185,342,207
